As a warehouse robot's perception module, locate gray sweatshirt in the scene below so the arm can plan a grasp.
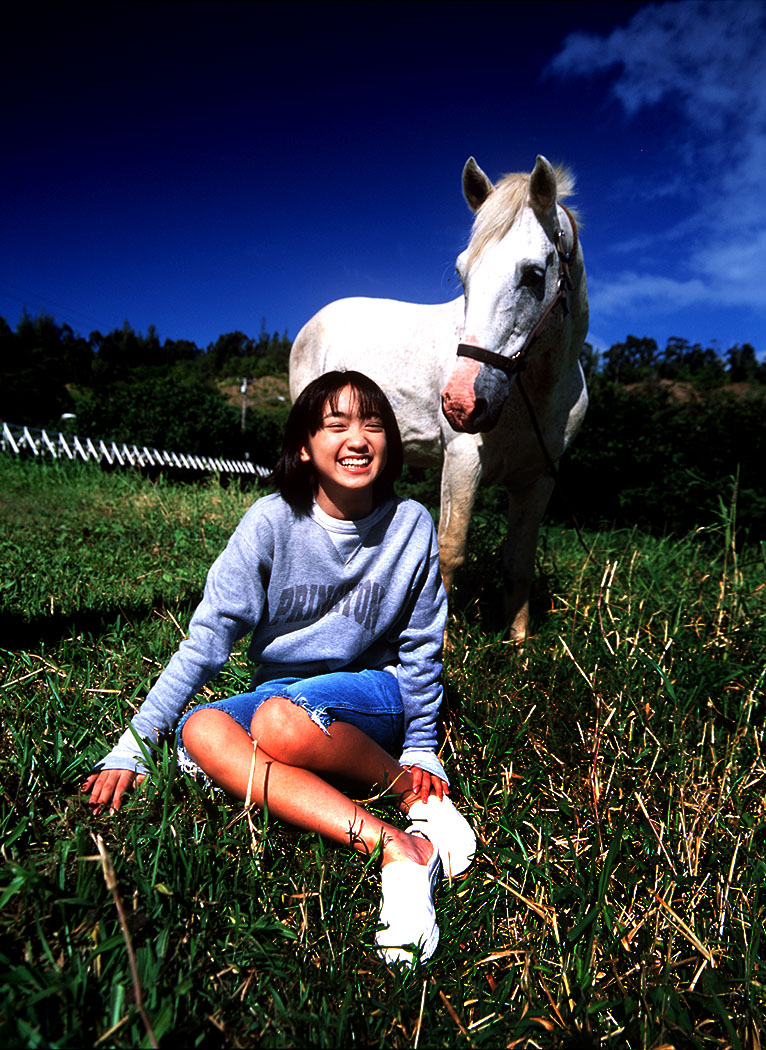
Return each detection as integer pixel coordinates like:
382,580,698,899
100,494,449,780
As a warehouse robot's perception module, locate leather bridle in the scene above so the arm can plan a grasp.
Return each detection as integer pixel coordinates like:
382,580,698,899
455,203,579,378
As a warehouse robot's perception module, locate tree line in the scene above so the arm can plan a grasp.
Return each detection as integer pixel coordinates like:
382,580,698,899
0,314,292,463
2,314,764,538
580,334,764,387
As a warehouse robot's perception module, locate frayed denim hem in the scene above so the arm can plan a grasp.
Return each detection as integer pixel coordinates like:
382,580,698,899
176,744,218,790
282,691,333,735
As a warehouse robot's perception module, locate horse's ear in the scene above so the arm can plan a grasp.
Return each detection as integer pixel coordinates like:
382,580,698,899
528,155,557,215
463,157,494,212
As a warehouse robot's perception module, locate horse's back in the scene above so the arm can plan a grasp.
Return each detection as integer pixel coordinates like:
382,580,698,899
290,296,464,460
290,296,462,399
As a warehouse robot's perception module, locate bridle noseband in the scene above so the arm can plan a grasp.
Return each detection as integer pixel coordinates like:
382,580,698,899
456,203,579,378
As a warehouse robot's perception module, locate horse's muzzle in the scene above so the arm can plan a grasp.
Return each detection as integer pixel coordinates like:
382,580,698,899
441,391,501,434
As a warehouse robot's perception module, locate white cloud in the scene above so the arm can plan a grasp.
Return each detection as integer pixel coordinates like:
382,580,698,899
590,272,709,316
550,0,766,321
550,1,765,131
698,227,766,306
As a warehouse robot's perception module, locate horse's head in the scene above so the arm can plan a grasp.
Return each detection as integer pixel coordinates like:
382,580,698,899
441,155,584,434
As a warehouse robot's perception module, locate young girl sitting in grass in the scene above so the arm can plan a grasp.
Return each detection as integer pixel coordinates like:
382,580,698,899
83,369,475,966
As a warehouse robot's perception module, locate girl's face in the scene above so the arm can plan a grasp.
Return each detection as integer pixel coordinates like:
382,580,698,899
299,385,388,520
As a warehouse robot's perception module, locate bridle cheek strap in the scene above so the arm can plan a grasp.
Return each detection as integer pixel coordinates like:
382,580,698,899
456,203,578,378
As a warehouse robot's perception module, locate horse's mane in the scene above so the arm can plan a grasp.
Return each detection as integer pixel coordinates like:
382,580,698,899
465,166,578,272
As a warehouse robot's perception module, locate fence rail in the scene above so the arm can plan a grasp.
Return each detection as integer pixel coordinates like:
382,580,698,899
1,422,271,477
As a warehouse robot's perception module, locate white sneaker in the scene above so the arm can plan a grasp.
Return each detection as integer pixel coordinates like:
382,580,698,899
407,795,476,878
375,831,440,967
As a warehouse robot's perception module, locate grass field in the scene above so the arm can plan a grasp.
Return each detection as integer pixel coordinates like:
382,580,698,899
1,456,764,1048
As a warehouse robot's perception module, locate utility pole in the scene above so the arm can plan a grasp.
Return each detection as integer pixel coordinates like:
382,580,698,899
240,377,248,434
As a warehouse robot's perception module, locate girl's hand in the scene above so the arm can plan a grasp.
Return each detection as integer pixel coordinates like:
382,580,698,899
81,768,145,815
407,764,450,804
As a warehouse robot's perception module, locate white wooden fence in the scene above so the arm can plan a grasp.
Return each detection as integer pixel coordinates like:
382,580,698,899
1,422,271,477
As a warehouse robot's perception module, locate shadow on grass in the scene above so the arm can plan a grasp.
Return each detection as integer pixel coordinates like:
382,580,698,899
449,566,556,640
0,593,201,649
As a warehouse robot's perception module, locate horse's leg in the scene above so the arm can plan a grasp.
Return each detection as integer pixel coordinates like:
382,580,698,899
437,436,482,595
503,472,556,641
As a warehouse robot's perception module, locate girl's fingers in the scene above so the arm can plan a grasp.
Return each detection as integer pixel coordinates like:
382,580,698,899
406,766,450,804
83,769,137,813
413,768,432,803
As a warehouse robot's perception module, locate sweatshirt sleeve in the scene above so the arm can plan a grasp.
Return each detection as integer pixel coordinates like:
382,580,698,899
394,513,448,766
96,505,272,774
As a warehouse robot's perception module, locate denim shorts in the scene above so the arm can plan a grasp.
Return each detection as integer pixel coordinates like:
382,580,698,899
176,669,405,783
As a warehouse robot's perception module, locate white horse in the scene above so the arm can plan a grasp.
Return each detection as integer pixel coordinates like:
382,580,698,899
290,155,589,640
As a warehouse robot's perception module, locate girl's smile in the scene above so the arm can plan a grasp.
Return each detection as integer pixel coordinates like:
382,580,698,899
300,385,388,519
339,455,372,470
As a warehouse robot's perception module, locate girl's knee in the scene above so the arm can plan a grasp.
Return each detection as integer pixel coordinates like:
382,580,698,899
182,708,239,757
181,708,204,750
251,696,322,763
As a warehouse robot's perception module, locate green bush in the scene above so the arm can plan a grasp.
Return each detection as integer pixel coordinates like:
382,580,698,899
71,377,241,457
552,382,766,540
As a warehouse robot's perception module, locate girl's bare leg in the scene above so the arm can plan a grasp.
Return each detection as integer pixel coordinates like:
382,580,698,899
249,696,425,810
181,705,431,867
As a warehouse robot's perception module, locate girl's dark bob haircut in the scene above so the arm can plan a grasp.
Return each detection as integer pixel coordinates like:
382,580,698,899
269,370,404,514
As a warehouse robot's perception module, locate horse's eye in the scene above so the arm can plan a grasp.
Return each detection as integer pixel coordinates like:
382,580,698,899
519,266,546,301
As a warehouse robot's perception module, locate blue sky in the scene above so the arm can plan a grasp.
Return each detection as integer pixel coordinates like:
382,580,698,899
3,0,765,357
